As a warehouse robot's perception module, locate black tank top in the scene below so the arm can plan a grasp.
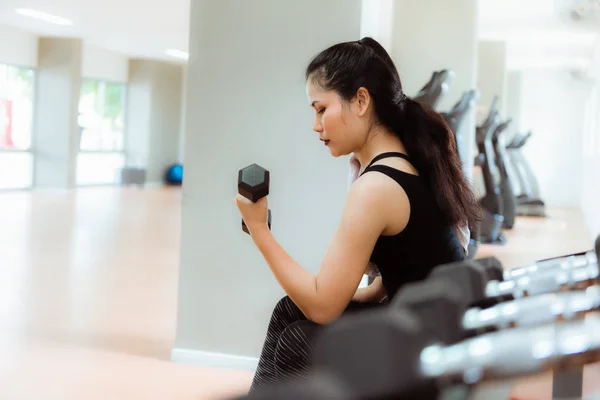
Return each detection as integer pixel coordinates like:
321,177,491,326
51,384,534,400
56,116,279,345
359,152,465,300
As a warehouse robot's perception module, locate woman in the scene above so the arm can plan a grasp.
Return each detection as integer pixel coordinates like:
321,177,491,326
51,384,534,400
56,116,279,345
234,37,480,391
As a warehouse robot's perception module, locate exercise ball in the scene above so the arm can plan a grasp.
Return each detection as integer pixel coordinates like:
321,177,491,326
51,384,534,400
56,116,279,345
166,164,183,185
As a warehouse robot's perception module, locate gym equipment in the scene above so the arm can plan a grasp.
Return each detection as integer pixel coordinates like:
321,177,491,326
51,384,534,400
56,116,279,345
412,69,455,108
430,253,598,306
120,167,146,186
233,370,356,400
463,284,600,331
313,302,600,400
441,89,479,164
440,89,481,260
505,248,598,281
474,97,506,244
505,130,547,217
491,119,518,229
238,163,272,234
165,164,183,185
395,249,598,333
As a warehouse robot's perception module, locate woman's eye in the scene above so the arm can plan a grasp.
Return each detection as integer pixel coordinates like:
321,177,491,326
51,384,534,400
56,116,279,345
318,108,325,114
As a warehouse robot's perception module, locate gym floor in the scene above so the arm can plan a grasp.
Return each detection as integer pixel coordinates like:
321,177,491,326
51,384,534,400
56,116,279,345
0,186,596,400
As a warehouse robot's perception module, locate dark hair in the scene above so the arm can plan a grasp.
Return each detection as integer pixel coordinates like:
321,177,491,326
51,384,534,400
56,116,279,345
305,37,481,229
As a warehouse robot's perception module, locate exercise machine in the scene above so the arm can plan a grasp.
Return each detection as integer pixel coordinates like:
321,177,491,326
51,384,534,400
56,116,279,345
505,131,547,217
441,89,478,164
412,70,455,108
475,98,506,245
440,90,482,259
491,118,518,229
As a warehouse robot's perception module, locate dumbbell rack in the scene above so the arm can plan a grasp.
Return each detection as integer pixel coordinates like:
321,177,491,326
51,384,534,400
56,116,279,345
543,251,587,400
552,368,583,399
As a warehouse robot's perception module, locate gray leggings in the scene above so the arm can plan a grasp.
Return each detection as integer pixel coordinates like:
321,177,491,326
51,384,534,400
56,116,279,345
249,296,382,392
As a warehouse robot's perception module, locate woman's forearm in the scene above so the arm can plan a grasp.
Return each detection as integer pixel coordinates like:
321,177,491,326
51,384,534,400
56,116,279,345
250,225,319,317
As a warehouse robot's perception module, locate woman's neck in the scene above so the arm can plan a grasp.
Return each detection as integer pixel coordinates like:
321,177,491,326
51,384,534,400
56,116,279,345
353,126,407,172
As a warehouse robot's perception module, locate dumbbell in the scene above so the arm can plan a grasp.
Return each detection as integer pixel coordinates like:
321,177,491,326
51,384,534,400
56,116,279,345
238,163,272,234
394,274,600,339
230,370,357,400
463,284,600,331
503,248,598,281
431,253,599,308
312,291,600,400
474,237,599,285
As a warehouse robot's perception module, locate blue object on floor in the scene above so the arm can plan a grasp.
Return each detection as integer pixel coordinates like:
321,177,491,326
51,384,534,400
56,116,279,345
166,164,183,185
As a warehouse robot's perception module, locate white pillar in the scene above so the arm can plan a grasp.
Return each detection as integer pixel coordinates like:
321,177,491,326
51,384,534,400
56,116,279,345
389,0,479,178
32,38,82,189
174,0,362,366
477,41,509,118
125,60,184,183
505,71,523,134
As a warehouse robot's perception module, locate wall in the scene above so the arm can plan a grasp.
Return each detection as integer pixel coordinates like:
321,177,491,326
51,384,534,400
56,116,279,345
519,70,591,208
581,40,600,241
175,0,362,366
0,24,38,68
81,43,129,83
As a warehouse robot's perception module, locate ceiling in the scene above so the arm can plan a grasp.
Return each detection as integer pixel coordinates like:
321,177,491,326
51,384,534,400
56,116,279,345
0,0,598,69
478,0,600,71
0,0,190,62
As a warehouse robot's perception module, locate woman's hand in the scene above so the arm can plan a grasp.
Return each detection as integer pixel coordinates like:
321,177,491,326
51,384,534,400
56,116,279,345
234,194,269,234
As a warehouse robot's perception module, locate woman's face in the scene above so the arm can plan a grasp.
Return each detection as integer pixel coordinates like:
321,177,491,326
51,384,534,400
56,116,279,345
306,81,369,157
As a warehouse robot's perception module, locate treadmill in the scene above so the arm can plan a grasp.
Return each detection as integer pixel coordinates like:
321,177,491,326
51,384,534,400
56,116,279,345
491,118,518,230
475,98,506,245
440,90,481,258
412,70,455,109
506,131,547,217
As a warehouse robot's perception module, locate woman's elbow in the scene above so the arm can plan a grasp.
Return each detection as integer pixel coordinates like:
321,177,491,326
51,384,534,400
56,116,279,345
306,306,343,325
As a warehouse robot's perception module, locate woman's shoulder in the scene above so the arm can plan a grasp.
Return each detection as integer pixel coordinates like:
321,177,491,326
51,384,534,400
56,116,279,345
349,171,411,234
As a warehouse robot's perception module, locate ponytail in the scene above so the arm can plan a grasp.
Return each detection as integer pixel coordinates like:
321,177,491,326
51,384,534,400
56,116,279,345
394,98,480,228
306,37,482,229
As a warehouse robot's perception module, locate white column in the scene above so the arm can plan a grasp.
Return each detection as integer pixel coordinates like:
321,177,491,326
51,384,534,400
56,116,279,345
174,0,362,366
477,41,509,118
505,71,523,133
32,37,82,189
125,60,184,183
389,0,479,178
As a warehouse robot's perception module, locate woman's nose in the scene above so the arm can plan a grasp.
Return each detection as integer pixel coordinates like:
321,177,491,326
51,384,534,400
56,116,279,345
313,119,323,133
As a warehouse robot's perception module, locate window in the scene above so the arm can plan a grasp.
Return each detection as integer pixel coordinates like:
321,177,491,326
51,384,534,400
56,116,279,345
78,79,126,151
0,64,34,151
76,152,126,186
77,79,127,185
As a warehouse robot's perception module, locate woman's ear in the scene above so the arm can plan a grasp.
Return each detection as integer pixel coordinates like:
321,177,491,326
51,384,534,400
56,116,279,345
355,87,371,117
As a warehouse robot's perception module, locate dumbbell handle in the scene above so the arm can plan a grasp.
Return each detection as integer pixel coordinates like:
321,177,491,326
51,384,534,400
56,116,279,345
420,314,600,382
464,285,600,331
485,258,599,299
504,251,597,281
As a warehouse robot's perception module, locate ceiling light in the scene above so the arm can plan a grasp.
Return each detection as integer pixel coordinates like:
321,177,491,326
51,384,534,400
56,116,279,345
16,8,73,26
165,49,189,60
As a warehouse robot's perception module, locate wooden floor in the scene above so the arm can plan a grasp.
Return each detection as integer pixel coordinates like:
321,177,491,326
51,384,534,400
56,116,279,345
0,186,596,400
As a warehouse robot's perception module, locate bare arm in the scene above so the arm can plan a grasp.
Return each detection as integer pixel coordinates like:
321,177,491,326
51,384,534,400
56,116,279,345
250,173,408,324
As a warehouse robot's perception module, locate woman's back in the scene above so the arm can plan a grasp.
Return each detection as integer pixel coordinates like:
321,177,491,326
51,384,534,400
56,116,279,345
359,152,465,300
